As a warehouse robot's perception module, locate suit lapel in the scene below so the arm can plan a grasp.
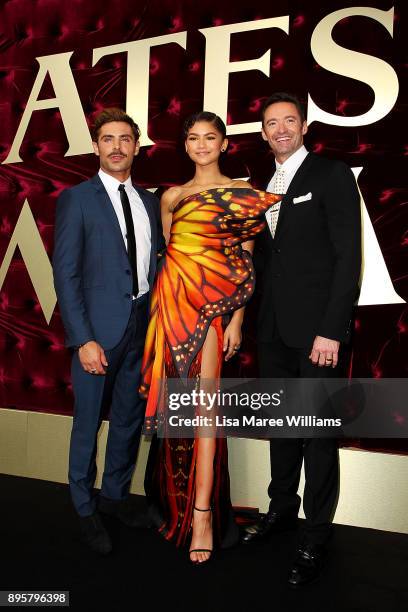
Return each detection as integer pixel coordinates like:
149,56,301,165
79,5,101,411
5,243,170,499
259,173,272,192
90,174,127,257
134,186,157,287
274,153,314,242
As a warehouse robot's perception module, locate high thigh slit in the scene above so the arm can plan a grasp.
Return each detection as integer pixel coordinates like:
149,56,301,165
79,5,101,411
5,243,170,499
140,187,281,547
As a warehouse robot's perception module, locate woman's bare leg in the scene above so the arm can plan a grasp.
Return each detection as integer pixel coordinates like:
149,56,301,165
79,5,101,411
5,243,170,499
190,324,218,563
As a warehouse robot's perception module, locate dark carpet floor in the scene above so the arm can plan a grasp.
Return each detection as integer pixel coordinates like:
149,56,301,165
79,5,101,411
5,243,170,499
1,474,407,612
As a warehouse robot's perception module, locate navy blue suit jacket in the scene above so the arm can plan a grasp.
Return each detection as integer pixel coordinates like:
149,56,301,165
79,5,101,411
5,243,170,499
53,173,165,350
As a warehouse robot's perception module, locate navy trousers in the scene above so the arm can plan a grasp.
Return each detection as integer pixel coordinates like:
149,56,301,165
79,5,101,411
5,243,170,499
69,295,148,517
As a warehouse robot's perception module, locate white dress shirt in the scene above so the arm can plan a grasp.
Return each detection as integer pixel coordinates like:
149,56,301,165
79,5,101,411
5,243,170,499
98,169,151,297
266,145,309,237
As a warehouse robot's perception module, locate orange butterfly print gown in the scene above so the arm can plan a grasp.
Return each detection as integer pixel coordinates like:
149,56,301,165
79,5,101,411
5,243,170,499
140,187,281,546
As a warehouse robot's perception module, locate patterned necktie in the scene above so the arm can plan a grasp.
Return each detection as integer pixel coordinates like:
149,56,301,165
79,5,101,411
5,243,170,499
118,184,139,296
267,167,285,238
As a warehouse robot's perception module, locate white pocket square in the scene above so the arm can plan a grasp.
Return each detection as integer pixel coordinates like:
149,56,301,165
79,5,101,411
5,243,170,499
293,192,312,204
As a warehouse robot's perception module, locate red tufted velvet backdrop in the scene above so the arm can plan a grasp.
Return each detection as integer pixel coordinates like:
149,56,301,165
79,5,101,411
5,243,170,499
0,0,406,453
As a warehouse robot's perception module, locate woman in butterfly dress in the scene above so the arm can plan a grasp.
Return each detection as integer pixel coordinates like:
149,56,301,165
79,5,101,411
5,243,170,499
140,111,281,564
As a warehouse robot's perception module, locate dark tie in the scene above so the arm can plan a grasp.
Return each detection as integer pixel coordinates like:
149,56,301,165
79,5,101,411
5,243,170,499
118,184,139,296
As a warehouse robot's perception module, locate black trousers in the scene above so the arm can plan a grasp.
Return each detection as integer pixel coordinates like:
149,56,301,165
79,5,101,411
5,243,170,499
258,333,344,547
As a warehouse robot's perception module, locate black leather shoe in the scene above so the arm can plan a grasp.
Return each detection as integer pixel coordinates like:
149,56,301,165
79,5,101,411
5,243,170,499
79,512,112,555
288,544,325,588
99,497,151,528
241,511,297,543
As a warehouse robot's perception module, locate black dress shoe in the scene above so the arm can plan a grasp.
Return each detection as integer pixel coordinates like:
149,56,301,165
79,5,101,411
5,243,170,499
288,544,325,588
99,497,151,528
241,511,297,543
79,512,112,555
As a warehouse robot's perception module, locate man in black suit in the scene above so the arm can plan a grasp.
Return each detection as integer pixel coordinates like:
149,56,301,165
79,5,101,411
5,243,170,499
242,93,361,587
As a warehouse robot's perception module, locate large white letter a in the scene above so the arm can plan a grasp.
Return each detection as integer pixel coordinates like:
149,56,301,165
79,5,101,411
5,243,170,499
2,52,93,164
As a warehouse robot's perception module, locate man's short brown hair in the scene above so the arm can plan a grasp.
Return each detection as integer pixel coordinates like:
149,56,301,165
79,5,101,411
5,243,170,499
91,108,141,142
261,92,306,125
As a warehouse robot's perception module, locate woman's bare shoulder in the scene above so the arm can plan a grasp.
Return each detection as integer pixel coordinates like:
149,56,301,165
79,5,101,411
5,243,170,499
161,186,184,211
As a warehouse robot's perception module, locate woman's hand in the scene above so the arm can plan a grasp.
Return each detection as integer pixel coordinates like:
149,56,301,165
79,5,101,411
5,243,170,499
223,319,242,361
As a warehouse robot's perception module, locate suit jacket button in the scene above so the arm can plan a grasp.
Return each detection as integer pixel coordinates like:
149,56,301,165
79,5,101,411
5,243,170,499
274,248,281,254
125,269,131,275
125,293,131,298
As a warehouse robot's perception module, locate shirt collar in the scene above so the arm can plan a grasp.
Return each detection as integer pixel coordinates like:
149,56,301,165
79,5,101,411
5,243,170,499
275,145,308,173
98,168,133,193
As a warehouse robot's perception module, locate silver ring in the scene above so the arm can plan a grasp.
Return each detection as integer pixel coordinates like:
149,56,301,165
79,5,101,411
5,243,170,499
91,369,97,374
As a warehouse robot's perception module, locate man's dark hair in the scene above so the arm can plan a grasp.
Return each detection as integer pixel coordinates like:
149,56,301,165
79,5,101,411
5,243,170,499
261,93,306,124
183,111,227,139
91,108,141,142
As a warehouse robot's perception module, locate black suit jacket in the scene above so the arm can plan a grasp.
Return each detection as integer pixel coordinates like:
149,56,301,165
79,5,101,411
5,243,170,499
252,152,361,348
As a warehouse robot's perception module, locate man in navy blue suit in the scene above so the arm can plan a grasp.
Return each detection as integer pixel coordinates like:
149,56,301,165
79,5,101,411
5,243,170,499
53,108,165,554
